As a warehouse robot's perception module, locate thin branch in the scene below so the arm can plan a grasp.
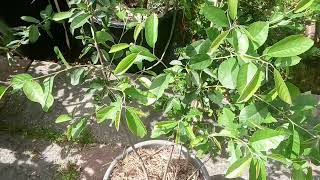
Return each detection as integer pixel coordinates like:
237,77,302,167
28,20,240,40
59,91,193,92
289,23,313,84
162,145,175,180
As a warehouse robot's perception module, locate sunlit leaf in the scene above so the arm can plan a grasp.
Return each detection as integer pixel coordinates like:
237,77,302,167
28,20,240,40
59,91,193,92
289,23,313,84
21,16,40,23
55,114,72,123
226,156,252,178
249,128,287,152
202,5,229,27
218,58,239,89
109,43,130,53
145,13,158,48
294,0,315,13
126,107,147,138
274,69,292,105
52,12,73,21
114,53,138,75
228,0,238,20
267,35,314,57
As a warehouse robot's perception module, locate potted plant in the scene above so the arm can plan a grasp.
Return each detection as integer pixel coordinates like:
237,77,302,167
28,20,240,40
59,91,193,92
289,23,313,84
1,0,320,179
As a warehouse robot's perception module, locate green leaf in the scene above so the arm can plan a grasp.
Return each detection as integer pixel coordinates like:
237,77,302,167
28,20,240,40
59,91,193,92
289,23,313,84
134,22,144,41
42,76,55,112
233,29,249,54
226,156,252,178
29,25,40,43
96,31,114,43
267,35,314,57
247,21,269,49
125,87,157,105
151,121,178,138
295,0,315,13
145,13,158,48
218,58,239,89
23,80,45,106
202,5,229,27
249,159,267,180
288,129,301,158
274,69,292,105
274,56,301,67
10,73,33,90
96,106,118,123
189,54,212,70
0,86,8,100
239,103,270,126
237,64,264,103
52,12,73,21
228,0,238,20
55,114,72,123
126,107,147,138
208,31,229,55
114,53,138,75
71,117,87,139
249,128,287,152
70,68,86,85
70,14,91,34
218,108,238,135
54,46,71,68
109,43,130,53
149,74,171,98
129,45,156,62
21,16,40,23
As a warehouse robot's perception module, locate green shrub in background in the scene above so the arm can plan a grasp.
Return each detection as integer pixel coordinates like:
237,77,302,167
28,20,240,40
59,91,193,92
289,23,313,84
1,0,320,179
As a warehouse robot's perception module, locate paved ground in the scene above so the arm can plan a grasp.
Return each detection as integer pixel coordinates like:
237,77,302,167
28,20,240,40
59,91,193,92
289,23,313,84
0,57,319,179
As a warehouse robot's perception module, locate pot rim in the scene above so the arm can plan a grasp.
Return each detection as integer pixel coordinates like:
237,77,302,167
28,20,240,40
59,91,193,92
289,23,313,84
103,140,210,180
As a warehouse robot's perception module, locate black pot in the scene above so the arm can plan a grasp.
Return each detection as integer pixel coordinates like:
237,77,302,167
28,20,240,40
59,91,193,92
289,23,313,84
103,140,210,180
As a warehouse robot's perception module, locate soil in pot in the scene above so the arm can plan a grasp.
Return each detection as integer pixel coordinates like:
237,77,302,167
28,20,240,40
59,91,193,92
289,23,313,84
111,146,201,180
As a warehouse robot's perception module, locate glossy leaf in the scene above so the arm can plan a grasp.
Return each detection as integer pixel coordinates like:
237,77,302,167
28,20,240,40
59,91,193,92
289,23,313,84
202,5,229,27
129,45,156,62
52,12,73,21
10,73,33,90
96,31,114,43
29,25,40,43
134,22,144,41
274,56,301,67
125,87,157,105
294,0,315,13
274,69,292,105
249,128,287,152
23,80,45,106
145,13,158,48
228,0,238,20
70,14,91,34
114,53,138,75
70,68,85,85
126,107,147,138
151,121,178,138
109,43,130,53
189,54,212,70
149,74,171,98
237,64,264,102
267,35,314,57
233,29,249,54
55,114,72,123
96,106,118,123
71,117,87,139
208,31,229,55
218,108,238,135
218,58,239,89
239,103,270,126
54,46,71,68
21,16,40,23
42,76,55,112
0,86,8,100
226,156,252,178
249,159,267,180
247,21,269,49
288,129,301,158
